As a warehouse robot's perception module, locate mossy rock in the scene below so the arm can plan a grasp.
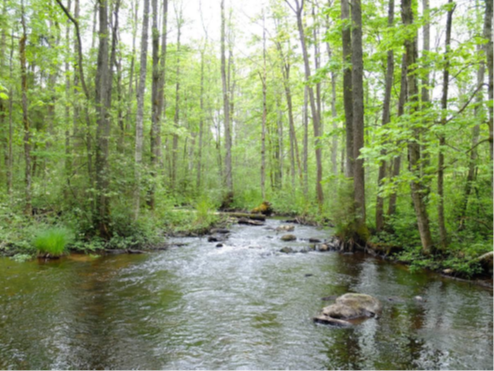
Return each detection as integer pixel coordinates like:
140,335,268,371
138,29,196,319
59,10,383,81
314,293,382,326
251,201,273,216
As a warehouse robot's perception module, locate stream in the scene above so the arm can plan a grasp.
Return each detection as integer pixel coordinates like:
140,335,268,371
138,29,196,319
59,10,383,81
0,219,492,370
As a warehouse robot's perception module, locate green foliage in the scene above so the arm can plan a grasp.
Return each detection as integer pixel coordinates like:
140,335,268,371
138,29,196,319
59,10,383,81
32,227,72,256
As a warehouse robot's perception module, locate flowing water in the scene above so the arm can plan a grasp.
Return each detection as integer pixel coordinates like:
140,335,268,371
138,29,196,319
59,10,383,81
0,219,492,370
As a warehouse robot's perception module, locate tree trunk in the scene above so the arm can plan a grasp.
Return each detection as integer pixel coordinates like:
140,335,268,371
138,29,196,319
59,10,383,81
64,0,72,201
134,0,150,219
293,0,324,207
94,0,113,236
437,0,455,249
158,0,168,171
388,54,407,218
276,39,302,190
341,0,353,178
351,0,366,224
197,48,204,189
376,0,394,233
149,0,160,209
172,7,181,189
221,0,233,197
20,1,32,216
402,0,434,255
303,86,309,196
260,11,267,200
484,0,493,161
458,54,483,228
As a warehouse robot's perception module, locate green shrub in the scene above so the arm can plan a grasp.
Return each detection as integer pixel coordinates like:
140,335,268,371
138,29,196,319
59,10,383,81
33,227,72,256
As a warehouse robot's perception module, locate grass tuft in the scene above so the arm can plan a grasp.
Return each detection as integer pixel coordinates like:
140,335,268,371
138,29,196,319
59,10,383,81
33,227,72,256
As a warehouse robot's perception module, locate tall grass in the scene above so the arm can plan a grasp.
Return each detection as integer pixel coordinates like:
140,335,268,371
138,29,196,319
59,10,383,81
33,227,72,256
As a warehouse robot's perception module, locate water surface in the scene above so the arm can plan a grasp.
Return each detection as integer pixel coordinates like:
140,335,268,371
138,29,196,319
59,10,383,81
0,219,492,369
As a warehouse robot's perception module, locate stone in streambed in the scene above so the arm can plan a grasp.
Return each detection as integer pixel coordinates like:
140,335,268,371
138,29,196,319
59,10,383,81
276,225,295,232
280,247,295,254
313,293,382,326
281,234,296,242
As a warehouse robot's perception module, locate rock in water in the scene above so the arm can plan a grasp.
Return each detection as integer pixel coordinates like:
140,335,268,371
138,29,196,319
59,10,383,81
280,247,295,254
276,225,295,232
281,234,296,242
313,293,382,326
251,201,273,216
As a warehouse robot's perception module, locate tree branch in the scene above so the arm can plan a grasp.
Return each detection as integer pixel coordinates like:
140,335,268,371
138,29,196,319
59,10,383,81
54,0,90,100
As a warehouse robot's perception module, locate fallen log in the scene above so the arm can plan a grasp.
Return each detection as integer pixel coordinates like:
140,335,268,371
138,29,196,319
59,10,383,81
217,212,266,221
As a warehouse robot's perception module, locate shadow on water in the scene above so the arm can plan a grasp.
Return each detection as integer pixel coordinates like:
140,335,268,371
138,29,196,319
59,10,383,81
0,219,492,369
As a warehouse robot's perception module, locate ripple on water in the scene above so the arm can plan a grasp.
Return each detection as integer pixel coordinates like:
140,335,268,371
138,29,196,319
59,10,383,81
0,219,492,370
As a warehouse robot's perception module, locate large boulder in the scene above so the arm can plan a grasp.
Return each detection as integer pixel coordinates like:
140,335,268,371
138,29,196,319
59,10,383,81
313,293,382,326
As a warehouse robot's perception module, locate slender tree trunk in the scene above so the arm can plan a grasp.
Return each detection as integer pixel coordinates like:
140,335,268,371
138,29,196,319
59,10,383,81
292,0,324,206
260,11,267,200
388,54,407,218
197,49,205,189
149,0,160,208
458,51,483,227
485,0,493,160
341,0,353,178
276,40,302,189
94,0,113,236
303,86,309,196
6,32,13,195
221,0,233,197
158,0,168,172
351,0,366,225
134,0,150,219
437,0,455,249
420,0,432,192
64,0,72,201
402,0,434,255
172,9,181,189
376,0,394,233
20,1,32,216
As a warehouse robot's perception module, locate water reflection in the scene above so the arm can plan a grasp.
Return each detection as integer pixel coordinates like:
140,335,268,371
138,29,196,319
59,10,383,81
0,220,492,369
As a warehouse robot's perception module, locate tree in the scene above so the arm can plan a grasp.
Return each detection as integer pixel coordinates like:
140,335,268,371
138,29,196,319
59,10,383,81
221,0,233,201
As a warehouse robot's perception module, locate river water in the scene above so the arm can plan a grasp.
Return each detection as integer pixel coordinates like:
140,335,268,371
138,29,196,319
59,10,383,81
0,219,492,370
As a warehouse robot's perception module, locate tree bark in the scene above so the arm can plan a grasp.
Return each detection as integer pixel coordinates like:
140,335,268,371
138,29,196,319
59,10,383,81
484,0,493,161
20,1,32,216
260,11,267,200
341,0,353,178
171,6,182,189
134,0,150,219
437,0,455,249
94,0,113,236
388,54,407,218
402,0,434,255
376,0,394,232
221,0,233,197
275,38,302,190
287,0,323,205
351,0,366,224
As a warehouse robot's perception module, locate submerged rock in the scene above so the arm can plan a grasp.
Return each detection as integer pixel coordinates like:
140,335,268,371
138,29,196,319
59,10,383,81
208,235,226,242
281,234,296,242
314,293,382,326
308,238,321,243
280,247,295,254
210,228,230,234
317,244,329,252
215,243,223,248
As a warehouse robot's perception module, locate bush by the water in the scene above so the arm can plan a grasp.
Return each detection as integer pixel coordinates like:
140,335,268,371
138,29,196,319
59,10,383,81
33,227,72,256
